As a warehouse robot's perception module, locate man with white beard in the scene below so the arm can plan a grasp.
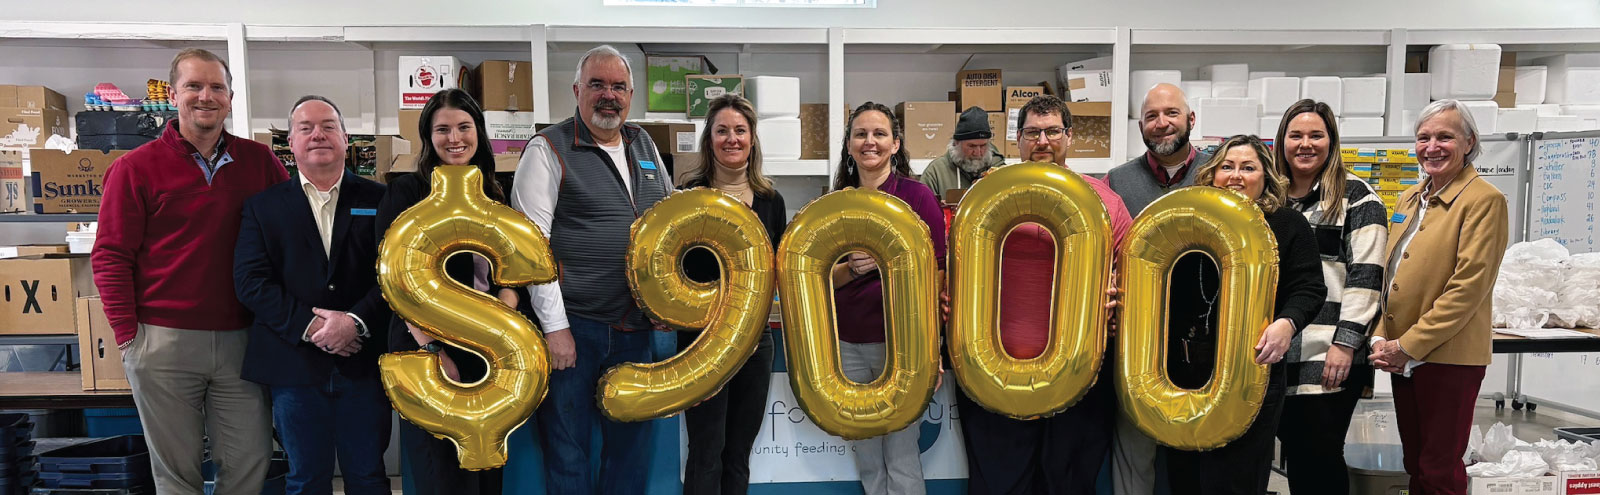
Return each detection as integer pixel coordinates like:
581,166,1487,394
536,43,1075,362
920,106,1006,201
1106,83,1212,216
510,44,673,494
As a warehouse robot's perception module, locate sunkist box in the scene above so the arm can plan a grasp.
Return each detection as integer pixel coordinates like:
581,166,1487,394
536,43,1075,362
1004,86,1047,158
398,56,467,110
958,69,1004,112
1066,101,1113,159
686,75,744,119
0,150,27,213
30,149,127,213
76,296,130,391
0,253,96,335
799,103,830,159
647,55,709,114
475,60,535,112
896,101,956,159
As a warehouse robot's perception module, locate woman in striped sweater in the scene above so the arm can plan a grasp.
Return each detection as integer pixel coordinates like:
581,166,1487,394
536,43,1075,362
1270,99,1391,495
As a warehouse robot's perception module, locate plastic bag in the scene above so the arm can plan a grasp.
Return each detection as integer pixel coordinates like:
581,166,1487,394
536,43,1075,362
1534,439,1600,473
1467,424,1486,464
1555,253,1600,327
1495,239,1570,328
1467,450,1552,478
1481,423,1520,463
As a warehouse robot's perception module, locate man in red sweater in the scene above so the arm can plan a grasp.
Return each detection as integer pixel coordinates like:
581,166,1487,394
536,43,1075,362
955,95,1134,495
91,48,288,495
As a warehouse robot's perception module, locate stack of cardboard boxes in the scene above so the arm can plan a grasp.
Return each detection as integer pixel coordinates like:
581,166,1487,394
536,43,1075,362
390,56,533,181
1344,147,1420,215
0,246,124,390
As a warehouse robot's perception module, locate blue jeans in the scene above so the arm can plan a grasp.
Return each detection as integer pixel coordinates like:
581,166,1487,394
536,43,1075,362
269,368,391,495
536,314,654,494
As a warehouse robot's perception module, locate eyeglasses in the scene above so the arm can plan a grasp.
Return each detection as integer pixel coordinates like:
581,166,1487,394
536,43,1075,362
585,82,632,95
1021,127,1068,142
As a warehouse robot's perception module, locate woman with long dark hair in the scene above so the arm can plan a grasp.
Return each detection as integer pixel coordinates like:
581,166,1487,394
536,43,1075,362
373,88,516,495
828,102,945,495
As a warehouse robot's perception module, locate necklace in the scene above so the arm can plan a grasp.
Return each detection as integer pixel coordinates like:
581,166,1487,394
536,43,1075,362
1192,260,1218,338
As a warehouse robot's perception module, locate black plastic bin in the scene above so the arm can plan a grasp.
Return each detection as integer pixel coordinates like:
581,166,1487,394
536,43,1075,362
28,487,151,495
1555,427,1600,444
34,436,150,492
2,442,35,462
0,416,32,447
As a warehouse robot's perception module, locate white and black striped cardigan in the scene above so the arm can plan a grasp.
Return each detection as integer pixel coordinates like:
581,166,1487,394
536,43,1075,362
1284,176,1390,395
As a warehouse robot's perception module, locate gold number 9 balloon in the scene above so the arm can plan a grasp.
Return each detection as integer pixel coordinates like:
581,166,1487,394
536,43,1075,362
948,162,1113,419
777,188,940,440
1115,187,1279,451
601,188,776,421
376,165,558,470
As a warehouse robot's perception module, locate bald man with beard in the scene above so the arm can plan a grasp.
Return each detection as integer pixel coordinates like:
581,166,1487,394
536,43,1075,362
1106,83,1213,217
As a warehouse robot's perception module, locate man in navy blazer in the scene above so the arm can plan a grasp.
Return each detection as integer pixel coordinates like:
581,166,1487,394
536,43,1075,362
235,95,391,495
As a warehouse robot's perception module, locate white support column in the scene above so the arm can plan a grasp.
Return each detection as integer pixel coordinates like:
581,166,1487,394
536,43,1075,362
531,24,551,125
829,27,844,187
1386,28,1408,137
227,23,252,137
1112,27,1132,163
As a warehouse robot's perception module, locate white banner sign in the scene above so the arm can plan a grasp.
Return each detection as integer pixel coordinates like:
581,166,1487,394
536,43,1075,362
680,371,968,483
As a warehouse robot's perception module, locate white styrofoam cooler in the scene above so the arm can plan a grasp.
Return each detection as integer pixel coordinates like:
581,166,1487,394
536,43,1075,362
744,76,801,119
1538,115,1585,132
1561,104,1600,126
1519,104,1562,117
1535,54,1600,104
1340,117,1386,137
1212,82,1247,98
1194,97,1260,138
1515,66,1548,105
1342,77,1388,117
1258,115,1283,138
1179,81,1213,103
1429,44,1502,100
1459,100,1499,135
1401,110,1418,132
1129,70,1183,119
1403,73,1432,112
1199,64,1249,85
759,117,801,160
1250,77,1301,117
1497,107,1538,134
1249,71,1287,79
1301,77,1344,116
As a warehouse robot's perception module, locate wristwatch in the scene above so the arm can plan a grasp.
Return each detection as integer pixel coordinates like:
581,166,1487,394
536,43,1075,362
420,342,445,353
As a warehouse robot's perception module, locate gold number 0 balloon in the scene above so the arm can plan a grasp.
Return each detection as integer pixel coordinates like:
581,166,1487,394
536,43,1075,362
376,165,558,470
948,162,1113,419
1115,187,1279,451
601,188,776,421
777,188,940,440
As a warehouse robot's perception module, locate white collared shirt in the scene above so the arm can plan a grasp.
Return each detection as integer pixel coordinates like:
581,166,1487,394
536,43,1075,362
298,171,344,258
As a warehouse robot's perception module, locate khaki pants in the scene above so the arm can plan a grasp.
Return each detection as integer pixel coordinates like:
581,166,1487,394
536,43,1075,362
122,324,273,495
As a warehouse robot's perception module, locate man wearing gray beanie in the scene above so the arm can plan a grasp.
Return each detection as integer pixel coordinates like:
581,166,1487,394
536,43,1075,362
920,106,1006,201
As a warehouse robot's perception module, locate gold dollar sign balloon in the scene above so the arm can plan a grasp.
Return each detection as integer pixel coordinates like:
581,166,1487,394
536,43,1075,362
947,162,1113,420
777,188,940,440
376,165,557,470
1116,186,1278,451
600,188,776,421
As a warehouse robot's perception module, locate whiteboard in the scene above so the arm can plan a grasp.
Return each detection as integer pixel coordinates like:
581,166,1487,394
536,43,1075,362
1530,135,1600,254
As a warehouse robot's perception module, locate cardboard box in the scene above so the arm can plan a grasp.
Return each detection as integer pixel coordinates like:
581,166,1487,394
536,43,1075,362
685,75,744,119
349,135,411,179
988,112,1008,142
647,55,709,113
1560,470,1600,495
1004,86,1047,158
672,151,703,187
399,110,423,150
0,254,95,335
30,149,126,213
75,296,130,391
1065,102,1112,159
1495,91,1518,109
0,85,68,110
483,111,538,143
895,101,956,159
398,56,467,110
958,69,1004,112
1065,70,1113,102
0,150,26,213
0,107,69,149
1,244,70,258
475,60,535,112
799,103,830,159
635,122,699,156
1469,475,1558,495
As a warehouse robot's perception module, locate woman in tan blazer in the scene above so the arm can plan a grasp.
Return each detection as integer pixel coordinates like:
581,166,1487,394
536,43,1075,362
1369,99,1509,495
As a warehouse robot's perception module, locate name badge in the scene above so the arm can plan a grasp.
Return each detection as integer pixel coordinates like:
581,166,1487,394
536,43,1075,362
639,160,658,170
1390,212,1406,224
352,208,377,216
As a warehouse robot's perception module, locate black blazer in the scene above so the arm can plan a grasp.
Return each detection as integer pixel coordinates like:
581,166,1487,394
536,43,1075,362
235,171,391,386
